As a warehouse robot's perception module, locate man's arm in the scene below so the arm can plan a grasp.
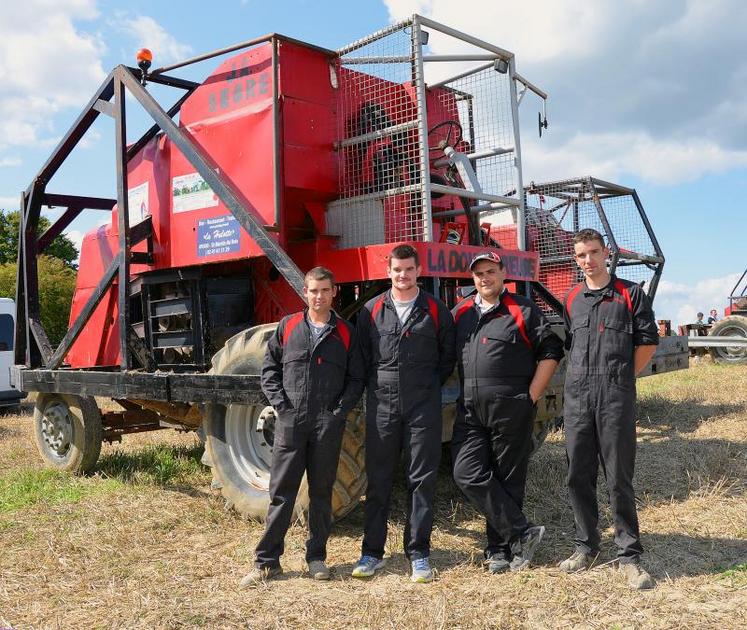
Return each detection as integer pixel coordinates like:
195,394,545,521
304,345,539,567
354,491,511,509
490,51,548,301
526,303,563,403
334,325,367,419
437,303,457,385
356,304,373,375
260,322,290,411
630,284,659,375
529,358,559,404
634,344,657,375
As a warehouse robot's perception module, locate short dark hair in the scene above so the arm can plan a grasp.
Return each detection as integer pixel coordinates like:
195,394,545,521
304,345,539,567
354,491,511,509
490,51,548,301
389,244,419,267
304,266,336,287
573,228,606,248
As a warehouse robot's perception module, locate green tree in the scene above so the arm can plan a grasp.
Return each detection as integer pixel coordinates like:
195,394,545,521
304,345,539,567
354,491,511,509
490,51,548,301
0,256,78,346
0,210,78,268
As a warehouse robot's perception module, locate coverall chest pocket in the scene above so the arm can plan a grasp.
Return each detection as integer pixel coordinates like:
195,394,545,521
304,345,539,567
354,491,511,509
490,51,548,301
483,328,517,361
316,353,346,404
406,318,438,364
375,326,399,363
282,348,309,406
569,315,590,364
602,317,633,360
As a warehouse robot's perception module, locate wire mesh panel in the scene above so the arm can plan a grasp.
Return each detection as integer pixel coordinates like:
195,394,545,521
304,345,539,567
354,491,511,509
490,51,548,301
329,19,523,249
524,177,664,315
330,19,428,247
430,63,519,239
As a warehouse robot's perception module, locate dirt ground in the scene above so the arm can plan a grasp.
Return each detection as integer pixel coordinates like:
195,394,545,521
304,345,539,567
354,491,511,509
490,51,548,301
0,359,745,629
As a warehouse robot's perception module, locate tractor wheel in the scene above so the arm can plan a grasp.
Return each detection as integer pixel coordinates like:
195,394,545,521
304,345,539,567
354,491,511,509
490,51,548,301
33,393,102,473
203,324,366,521
708,315,747,364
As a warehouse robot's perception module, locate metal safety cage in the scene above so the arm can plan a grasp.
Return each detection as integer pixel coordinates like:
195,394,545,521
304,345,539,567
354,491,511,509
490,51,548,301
14,35,308,376
728,268,747,314
523,177,665,319
327,16,545,251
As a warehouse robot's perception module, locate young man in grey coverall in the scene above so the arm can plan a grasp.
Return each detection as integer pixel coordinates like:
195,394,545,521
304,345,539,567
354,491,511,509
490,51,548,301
560,229,658,590
352,244,456,583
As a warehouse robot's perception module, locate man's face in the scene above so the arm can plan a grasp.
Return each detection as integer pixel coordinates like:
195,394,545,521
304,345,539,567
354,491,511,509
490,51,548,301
471,260,505,301
573,238,610,282
388,256,420,292
710,309,717,317
303,277,336,314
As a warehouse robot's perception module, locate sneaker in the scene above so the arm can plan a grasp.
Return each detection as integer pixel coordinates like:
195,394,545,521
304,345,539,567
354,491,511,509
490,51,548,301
558,550,595,573
619,561,655,590
410,557,434,583
239,565,282,587
351,555,386,578
509,525,545,572
486,554,511,574
308,560,331,581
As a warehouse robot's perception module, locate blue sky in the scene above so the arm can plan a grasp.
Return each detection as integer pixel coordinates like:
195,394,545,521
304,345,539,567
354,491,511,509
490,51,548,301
1,0,745,325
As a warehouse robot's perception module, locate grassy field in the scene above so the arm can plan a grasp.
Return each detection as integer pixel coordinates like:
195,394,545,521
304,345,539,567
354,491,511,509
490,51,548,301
0,359,745,629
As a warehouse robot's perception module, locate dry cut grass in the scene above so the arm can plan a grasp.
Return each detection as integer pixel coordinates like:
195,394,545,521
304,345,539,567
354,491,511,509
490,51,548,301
0,359,745,629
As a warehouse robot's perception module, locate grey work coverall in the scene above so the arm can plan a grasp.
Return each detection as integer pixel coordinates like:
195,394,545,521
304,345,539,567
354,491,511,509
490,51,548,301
451,291,563,560
357,290,456,561
257,310,365,569
563,276,658,563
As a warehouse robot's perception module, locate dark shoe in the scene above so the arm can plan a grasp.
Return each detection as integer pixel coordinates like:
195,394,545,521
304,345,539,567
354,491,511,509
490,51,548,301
486,554,511,574
239,565,282,587
558,550,595,573
620,561,655,590
308,560,331,581
510,525,545,572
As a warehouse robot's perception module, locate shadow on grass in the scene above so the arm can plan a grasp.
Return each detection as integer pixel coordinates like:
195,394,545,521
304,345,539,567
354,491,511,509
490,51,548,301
96,443,207,489
636,393,744,435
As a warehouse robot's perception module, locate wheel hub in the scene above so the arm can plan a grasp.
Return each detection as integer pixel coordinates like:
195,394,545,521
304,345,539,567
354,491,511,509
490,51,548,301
224,403,275,488
41,403,73,456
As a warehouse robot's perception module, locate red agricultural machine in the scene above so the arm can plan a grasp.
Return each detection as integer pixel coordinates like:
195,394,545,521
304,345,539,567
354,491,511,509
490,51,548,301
12,16,684,520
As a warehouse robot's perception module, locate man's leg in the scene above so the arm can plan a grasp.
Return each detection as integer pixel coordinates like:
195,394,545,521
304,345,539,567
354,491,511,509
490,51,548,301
452,416,519,558
487,395,535,552
305,413,346,563
361,386,402,559
255,422,308,568
598,380,643,563
402,392,442,560
565,393,601,556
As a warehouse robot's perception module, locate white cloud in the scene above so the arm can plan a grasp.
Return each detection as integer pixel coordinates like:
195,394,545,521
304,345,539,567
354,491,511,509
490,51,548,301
383,1,747,185
0,0,106,148
654,272,741,327
523,131,747,186
0,196,20,210
0,1,106,150
64,229,86,254
0,157,21,167
116,15,192,65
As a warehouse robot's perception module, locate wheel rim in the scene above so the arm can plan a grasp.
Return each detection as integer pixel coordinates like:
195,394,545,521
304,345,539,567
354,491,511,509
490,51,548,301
40,402,74,459
712,325,747,362
224,403,275,490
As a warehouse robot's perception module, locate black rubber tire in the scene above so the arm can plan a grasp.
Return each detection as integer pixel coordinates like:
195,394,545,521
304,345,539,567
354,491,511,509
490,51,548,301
708,315,747,364
203,324,366,521
33,393,102,473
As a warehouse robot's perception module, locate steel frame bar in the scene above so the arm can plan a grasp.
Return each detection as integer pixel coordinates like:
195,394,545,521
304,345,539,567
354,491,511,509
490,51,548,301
114,75,132,371
428,60,495,89
430,184,519,206
272,37,282,230
11,367,268,405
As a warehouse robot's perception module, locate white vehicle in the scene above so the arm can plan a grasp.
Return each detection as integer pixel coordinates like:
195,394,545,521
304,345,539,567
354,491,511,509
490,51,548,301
0,298,24,407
